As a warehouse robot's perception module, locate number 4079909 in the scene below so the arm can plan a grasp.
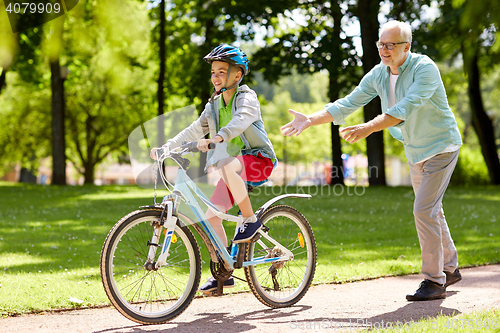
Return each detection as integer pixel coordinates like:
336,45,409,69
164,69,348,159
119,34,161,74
6,2,62,14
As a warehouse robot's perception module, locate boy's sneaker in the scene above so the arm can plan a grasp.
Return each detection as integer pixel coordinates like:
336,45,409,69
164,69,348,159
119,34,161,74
233,217,262,243
198,276,234,293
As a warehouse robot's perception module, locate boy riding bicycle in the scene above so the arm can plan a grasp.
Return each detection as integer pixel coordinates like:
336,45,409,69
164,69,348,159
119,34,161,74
150,45,277,293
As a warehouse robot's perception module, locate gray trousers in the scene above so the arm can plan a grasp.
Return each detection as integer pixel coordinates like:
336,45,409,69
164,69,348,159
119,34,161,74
408,150,459,286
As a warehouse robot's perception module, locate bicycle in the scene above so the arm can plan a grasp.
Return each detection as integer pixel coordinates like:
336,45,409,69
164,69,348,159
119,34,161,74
100,141,317,325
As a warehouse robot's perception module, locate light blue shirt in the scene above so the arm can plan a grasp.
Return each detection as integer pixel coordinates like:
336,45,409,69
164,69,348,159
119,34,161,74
325,52,462,164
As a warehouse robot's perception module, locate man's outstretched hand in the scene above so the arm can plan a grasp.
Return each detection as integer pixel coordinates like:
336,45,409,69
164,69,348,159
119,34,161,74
281,109,311,137
340,124,372,144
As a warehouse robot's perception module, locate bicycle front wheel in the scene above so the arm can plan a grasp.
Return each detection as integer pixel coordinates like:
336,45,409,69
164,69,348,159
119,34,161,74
244,205,317,308
100,209,201,324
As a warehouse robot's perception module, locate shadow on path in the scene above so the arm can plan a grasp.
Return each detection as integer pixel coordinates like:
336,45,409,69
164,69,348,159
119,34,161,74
93,305,312,333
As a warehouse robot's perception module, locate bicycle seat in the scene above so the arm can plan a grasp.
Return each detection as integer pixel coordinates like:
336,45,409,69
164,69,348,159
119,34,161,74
244,179,268,193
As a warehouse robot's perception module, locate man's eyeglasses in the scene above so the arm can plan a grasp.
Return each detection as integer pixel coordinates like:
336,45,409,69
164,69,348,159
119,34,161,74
376,41,408,50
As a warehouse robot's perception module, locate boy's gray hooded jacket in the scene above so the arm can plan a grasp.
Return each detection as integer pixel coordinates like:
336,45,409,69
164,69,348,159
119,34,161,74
167,85,277,170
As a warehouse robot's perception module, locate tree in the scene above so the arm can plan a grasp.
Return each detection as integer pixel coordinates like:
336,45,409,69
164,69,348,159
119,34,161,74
0,71,52,180
0,11,50,181
155,0,233,178
355,0,386,185
45,18,67,185
458,0,500,184
352,0,434,185
159,0,309,178
1,0,155,184
61,0,154,184
262,89,332,184
421,0,500,184
155,0,166,146
251,0,361,185
0,67,7,95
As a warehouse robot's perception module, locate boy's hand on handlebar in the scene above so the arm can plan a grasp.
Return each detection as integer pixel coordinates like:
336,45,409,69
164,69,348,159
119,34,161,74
197,136,222,152
150,145,169,160
150,147,161,160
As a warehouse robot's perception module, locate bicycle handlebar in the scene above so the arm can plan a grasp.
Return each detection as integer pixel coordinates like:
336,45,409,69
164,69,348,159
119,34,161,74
155,141,216,169
180,141,216,153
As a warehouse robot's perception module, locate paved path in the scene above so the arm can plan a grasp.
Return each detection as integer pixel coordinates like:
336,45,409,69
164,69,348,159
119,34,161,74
2,265,499,332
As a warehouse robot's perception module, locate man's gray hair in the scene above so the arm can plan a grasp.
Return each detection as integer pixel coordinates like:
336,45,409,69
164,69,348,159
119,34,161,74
379,21,412,44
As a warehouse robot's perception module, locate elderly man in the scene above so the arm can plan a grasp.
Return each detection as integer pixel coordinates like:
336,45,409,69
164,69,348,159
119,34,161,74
282,20,462,301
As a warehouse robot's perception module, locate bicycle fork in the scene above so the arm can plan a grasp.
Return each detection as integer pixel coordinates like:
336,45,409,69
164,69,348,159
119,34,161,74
145,201,177,270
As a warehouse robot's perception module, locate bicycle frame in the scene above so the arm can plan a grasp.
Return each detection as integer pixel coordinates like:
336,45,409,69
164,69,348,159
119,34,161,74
146,144,311,270
151,166,304,270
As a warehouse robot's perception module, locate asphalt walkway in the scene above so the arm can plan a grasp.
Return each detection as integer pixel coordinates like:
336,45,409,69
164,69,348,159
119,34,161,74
1,265,499,332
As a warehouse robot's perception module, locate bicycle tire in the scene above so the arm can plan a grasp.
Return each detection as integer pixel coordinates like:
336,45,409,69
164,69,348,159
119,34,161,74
244,205,317,308
100,209,201,324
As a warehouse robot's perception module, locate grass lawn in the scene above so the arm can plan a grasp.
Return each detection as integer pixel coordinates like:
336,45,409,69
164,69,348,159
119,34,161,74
0,182,499,316
370,308,500,332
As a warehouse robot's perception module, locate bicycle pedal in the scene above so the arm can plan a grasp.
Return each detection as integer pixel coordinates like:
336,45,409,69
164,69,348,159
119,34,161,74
249,233,261,242
237,233,262,244
202,290,222,297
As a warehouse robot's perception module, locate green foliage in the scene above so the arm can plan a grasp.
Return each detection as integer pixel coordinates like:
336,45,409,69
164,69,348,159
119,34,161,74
255,70,405,164
156,0,299,114
439,62,500,186
0,71,52,177
62,0,157,182
68,18,153,175
2,0,499,186
261,90,331,163
0,0,157,182
251,0,360,99
420,0,500,184
254,70,330,104
440,63,500,149
0,2,18,70
450,145,490,186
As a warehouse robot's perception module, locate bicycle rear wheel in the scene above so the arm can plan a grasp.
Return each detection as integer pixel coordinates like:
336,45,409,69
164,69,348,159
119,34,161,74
244,205,316,308
100,209,201,324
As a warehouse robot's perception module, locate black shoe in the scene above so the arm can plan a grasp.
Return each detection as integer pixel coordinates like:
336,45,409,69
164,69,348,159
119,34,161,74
198,276,234,292
444,269,462,288
406,279,446,301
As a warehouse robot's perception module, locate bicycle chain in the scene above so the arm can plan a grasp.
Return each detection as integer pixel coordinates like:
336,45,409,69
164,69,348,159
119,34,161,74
210,260,233,282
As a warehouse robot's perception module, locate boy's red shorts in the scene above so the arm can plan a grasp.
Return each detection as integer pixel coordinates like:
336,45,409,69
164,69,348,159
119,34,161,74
210,154,273,212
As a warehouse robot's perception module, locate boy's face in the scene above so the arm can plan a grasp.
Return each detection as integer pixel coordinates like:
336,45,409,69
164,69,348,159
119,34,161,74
211,61,242,91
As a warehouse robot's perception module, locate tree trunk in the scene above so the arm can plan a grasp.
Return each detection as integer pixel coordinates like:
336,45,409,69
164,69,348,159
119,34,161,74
197,18,215,181
466,51,500,184
83,161,95,185
330,123,344,185
357,0,387,186
327,2,345,186
0,67,7,95
157,0,166,147
50,59,67,185
328,74,344,185
19,167,37,183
